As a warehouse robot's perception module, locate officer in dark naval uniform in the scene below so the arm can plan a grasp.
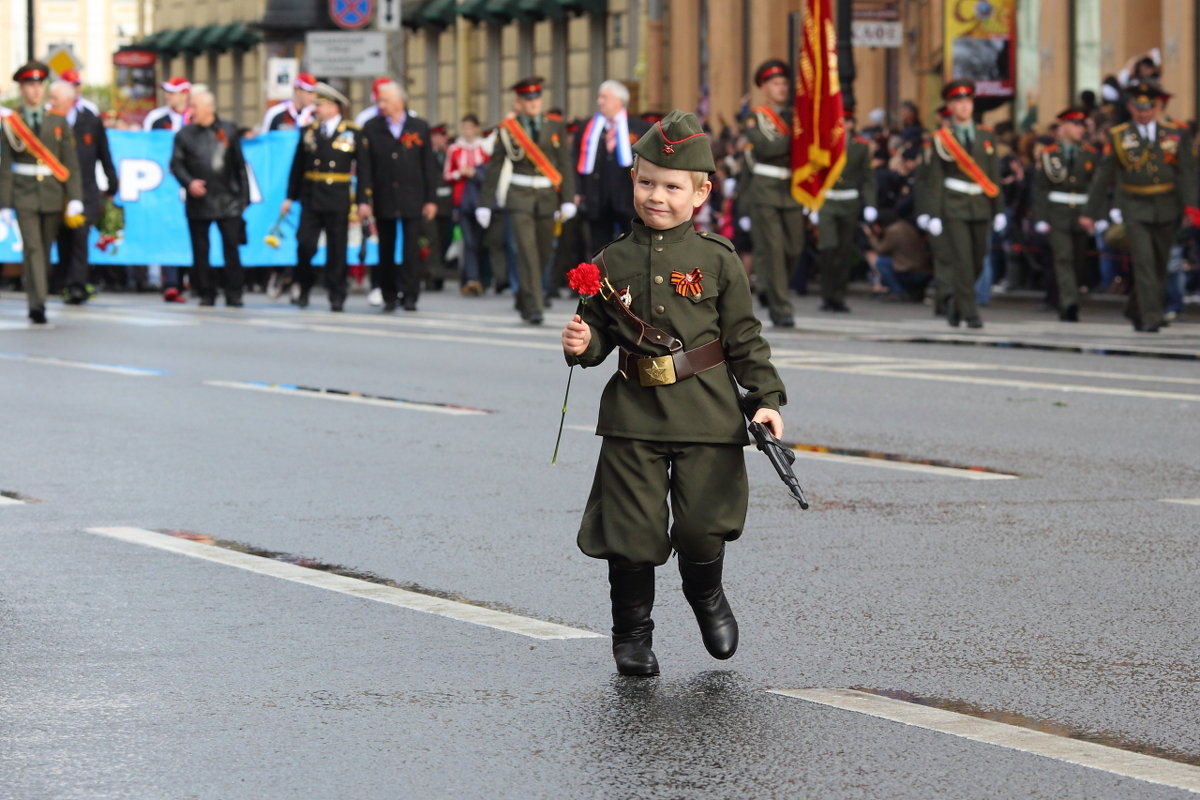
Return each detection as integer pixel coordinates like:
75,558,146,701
281,82,358,311
1031,107,1098,322
0,62,84,324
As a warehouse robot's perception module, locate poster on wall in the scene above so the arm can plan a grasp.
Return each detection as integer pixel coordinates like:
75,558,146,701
943,0,1016,98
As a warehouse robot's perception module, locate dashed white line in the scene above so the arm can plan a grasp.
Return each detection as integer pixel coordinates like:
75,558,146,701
788,449,1015,480
204,380,490,415
768,688,1200,794
0,495,25,506
1161,498,1200,507
0,351,167,376
84,526,603,641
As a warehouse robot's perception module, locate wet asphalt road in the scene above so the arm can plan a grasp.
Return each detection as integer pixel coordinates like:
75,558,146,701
1,285,1198,799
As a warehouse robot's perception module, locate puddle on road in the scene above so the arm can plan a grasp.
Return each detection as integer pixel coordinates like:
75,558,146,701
787,442,1020,478
154,529,541,619
855,687,1200,768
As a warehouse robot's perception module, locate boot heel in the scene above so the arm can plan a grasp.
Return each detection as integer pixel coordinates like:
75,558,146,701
678,550,739,660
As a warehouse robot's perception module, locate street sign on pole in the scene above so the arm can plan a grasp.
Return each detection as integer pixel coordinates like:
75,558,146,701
376,0,401,31
304,31,387,77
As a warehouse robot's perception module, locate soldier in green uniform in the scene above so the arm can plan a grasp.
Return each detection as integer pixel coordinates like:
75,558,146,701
280,82,358,312
1031,107,1099,322
813,110,877,312
743,59,806,327
1081,79,1198,332
478,77,575,325
560,110,786,677
0,63,83,325
924,80,1005,329
916,105,955,317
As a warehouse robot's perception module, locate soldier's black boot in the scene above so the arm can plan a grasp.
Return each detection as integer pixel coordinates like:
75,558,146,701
678,549,738,660
608,561,660,677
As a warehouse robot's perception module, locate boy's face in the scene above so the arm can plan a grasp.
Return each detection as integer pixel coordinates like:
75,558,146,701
632,159,711,230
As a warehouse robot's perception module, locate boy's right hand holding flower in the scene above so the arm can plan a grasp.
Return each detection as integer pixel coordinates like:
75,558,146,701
562,314,591,355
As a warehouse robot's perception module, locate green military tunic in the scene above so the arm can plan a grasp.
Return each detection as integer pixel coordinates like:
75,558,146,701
816,135,876,307
1084,119,1198,330
568,220,787,565
0,108,83,314
923,122,1002,324
1032,140,1098,316
481,113,574,321
914,131,954,313
744,104,806,326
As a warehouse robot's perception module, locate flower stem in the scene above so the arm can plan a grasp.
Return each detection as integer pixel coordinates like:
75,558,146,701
550,364,575,465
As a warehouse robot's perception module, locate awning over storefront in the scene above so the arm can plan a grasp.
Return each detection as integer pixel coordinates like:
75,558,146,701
458,0,604,24
403,0,457,30
133,23,263,58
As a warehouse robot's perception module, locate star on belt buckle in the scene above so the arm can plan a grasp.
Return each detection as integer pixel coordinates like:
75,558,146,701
637,354,677,387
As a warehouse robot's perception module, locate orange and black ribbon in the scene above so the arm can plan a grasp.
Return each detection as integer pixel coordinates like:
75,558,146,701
935,127,1000,198
501,117,563,191
754,105,789,137
2,113,70,183
670,268,703,297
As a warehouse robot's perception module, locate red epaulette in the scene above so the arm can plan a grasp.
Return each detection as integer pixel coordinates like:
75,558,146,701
1082,143,1099,154
854,135,871,146
1043,142,1060,153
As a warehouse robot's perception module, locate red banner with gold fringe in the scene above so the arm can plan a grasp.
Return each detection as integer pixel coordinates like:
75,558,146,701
790,0,845,210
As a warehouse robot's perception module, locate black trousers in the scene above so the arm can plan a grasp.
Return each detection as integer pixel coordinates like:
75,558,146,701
377,217,421,306
586,209,630,254
187,217,244,302
296,208,349,305
54,217,93,292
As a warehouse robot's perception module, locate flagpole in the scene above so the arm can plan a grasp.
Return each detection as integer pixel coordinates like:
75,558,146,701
837,0,856,112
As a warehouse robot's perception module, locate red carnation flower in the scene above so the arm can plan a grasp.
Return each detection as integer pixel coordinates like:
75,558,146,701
567,262,602,297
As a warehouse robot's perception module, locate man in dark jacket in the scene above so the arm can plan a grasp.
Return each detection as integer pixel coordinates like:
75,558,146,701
281,82,357,311
169,88,249,307
573,79,650,252
52,80,118,304
356,80,438,312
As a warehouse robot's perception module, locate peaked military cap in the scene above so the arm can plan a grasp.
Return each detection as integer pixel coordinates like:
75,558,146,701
942,79,975,101
313,81,349,108
512,76,544,98
632,109,715,173
13,61,50,83
1125,78,1169,110
1056,106,1087,123
755,59,789,87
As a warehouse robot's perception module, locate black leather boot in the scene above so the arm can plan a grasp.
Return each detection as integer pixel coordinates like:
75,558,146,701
608,561,660,676
678,549,738,660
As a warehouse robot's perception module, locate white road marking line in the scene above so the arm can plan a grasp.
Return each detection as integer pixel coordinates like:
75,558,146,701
788,449,1015,480
84,527,604,640
204,380,489,415
1161,498,1200,507
0,495,24,506
0,351,167,376
57,310,197,326
768,688,1200,794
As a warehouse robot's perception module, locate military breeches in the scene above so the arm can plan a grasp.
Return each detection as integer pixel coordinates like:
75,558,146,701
1049,224,1090,311
297,208,349,302
818,212,858,304
16,211,61,312
941,218,988,320
751,204,805,323
1124,219,1176,328
578,437,749,566
509,209,554,318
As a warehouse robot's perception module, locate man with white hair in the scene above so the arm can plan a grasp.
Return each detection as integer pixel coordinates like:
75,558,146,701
574,79,649,251
0,63,84,324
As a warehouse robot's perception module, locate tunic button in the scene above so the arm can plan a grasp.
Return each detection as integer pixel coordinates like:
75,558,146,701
329,160,335,167
392,153,398,159
654,275,663,284
655,234,663,241
655,247,663,252
655,304,665,314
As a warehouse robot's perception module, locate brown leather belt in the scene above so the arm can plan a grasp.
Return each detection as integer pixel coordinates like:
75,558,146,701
618,339,725,387
1122,182,1175,195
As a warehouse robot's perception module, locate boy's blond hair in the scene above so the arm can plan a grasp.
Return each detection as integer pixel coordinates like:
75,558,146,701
631,155,710,190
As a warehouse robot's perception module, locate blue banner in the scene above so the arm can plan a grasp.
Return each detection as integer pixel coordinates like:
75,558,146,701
0,130,394,267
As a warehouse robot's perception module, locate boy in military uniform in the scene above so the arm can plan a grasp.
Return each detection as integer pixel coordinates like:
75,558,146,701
743,59,807,327
561,110,786,677
478,77,576,325
813,110,877,312
1031,107,1098,322
923,80,1005,329
1081,79,1198,332
281,82,358,311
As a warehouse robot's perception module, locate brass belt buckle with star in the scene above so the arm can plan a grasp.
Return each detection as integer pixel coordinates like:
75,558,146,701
637,354,677,387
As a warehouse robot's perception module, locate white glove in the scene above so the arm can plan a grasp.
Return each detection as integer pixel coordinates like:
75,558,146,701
475,207,492,229
1094,219,1110,234
863,206,878,223
558,201,577,223
1034,220,1051,234
927,217,943,236
722,177,737,197
738,216,751,232
1109,208,1123,225
916,214,930,231
809,211,820,226
993,212,1007,233
66,200,84,217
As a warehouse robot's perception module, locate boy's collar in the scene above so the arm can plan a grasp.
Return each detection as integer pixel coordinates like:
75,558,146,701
630,218,695,244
